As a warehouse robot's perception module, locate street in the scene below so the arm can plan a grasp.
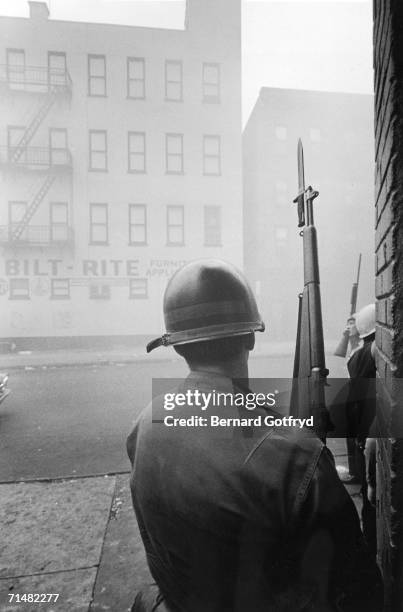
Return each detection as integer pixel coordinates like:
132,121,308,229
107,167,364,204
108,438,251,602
0,352,309,482
0,351,353,612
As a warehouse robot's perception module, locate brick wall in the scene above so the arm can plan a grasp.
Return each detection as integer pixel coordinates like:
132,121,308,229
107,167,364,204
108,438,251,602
373,0,403,608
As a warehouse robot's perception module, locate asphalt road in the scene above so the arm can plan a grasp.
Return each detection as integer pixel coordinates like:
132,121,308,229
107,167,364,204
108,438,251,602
0,353,301,482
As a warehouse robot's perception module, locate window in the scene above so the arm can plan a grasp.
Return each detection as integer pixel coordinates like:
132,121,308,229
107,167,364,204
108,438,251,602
204,206,222,246
9,278,29,300
128,132,146,173
275,126,287,141
89,203,108,244
167,206,184,245
310,128,321,143
50,202,69,242
129,204,147,245
7,49,25,90
127,57,145,99
49,128,68,165
89,284,110,300
202,63,220,103
129,278,148,299
9,201,27,240
48,52,67,88
7,125,26,163
51,278,70,300
275,180,287,193
88,54,106,96
89,130,107,171
166,134,184,174
275,181,288,207
275,227,288,247
203,135,221,175
165,60,183,101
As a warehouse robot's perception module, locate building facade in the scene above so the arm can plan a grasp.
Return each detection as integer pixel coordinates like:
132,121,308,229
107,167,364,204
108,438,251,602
0,0,242,346
373,1,403,608
243,87,375,344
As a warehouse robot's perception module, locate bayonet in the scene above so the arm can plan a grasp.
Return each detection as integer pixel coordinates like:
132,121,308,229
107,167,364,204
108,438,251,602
293,139,306,227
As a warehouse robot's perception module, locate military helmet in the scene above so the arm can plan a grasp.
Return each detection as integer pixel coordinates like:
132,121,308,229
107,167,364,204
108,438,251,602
355,303,376,338
146,259,265,352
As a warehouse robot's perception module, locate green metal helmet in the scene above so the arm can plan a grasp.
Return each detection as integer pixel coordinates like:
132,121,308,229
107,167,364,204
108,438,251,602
146,259,265,352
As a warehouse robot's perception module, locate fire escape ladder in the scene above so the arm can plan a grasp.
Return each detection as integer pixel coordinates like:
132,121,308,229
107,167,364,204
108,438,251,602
10,90,58,164
12,175,56,240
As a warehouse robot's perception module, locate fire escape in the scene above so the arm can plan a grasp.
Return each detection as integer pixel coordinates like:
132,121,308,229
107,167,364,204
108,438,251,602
0,65,73,246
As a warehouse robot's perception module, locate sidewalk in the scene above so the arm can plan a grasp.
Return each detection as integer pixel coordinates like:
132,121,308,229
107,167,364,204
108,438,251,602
0,474,152,612
0,345,177,370
0,340,339,370
0,443,361,612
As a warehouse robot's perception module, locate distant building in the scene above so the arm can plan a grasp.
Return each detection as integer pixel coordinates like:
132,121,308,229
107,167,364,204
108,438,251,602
0,0,242,346
243,87,374,343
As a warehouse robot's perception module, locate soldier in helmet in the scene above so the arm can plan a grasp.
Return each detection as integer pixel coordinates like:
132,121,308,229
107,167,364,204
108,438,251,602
345,314,361,358
344,303,377,554
127,260,383,611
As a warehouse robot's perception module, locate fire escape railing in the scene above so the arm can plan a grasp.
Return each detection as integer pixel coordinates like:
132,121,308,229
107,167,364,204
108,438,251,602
0,65,72,93
0,224,74,246
0,65,73,245
0,146,72,168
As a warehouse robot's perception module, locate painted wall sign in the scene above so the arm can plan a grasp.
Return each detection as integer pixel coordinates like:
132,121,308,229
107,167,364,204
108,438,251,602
2,259,188,278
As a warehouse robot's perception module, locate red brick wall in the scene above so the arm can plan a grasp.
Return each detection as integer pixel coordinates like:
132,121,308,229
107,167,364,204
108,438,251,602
373,0,403,608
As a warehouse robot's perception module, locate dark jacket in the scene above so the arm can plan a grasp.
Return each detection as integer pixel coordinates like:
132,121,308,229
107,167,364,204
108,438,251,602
127,371,383,611
346,337,376,442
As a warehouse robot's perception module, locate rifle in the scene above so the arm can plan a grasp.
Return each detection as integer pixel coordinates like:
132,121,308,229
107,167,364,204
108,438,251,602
334,253,362,357
289,139,329,440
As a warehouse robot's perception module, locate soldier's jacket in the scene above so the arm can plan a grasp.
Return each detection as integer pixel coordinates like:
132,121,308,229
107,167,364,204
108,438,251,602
346,338,377,443
127,371,383,612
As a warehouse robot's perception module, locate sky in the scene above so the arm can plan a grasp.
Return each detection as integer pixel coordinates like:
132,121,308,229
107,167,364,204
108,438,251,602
0,0,373,121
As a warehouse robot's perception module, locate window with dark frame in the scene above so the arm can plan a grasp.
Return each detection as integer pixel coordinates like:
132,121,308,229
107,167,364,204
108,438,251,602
51,278,70,300
203,135,221,175
202,63,220,103
129,204,147,245
89,284,111,300
49,128,68,166
48,52,67,88
88,54,106,96
127,57,145,99
89,130,107,171
204,206,222,246
165,60,183,101
166,134,184,174
128,132,146,173
6,49,25,89
9,278,29,300
167,205,184,245
89,203,108,244
129,278,148,299
50,202,69,242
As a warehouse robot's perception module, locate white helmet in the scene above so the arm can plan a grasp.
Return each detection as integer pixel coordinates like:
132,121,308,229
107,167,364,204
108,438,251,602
355,303,376,338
